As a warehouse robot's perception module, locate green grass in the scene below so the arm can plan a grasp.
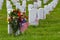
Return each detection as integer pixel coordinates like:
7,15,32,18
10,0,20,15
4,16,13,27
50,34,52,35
0,0,60,40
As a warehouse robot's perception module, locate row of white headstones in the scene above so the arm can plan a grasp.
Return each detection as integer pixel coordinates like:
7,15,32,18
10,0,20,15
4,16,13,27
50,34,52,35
6,0,58,34
6,0,26,14
28,0,58,26
0,0,4,10
7,0,58,25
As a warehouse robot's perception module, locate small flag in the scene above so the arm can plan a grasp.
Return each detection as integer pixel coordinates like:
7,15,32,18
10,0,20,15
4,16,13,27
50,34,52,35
20,22,29,33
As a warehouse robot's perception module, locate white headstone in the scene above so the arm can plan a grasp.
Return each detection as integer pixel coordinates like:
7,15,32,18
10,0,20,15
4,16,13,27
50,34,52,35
20,6,25,13
37,0,42,7
28,4,33,11
29,8,38,25
44,5,49,14
38,8,44,19
33,2,38,8
8,24,13,34
15,3,20,9
43,0,49,4
22,1,26,8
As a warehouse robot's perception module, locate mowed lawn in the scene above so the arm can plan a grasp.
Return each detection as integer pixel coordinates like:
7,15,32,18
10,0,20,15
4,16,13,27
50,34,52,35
0,0,60,40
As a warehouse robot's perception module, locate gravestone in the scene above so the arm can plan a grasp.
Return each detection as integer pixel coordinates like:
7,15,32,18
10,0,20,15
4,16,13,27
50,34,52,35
29,8,38,25
43,0,49,4
38,8,44,19
15,3,20,9
28,4,33,11
33,2,38,8
37,0,42,8
44,5,50,14
6,0,13,34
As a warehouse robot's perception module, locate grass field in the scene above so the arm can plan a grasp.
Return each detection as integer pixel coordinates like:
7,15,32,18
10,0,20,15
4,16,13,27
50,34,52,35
0,0,60,40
